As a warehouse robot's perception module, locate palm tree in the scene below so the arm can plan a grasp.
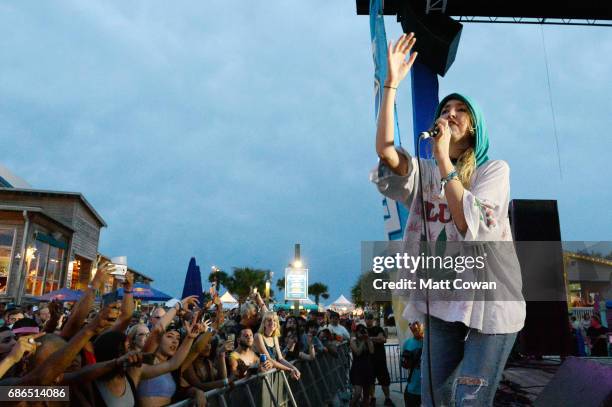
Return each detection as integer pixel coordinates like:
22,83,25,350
308,282,329,305
228,267,269,303
208,269,230,293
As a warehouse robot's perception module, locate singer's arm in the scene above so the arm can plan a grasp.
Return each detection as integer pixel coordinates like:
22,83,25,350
375,86,410,176
375,33,417,176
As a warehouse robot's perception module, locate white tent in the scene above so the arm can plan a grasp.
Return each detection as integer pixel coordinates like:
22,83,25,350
327,294,355,314
219,291,239,310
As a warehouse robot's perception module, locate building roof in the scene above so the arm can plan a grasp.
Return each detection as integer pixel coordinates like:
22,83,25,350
565,252,612,267
0,204,75,232
0,187,107,227
0,164,31,188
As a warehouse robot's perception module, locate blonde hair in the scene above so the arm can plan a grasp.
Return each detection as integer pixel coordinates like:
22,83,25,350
258,311,281,337
456,146,476,189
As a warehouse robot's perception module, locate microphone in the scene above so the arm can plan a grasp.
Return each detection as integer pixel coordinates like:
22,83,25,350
419,127,439,139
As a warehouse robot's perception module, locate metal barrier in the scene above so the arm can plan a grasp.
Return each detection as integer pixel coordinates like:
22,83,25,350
385,343,405,385
571,307,594,321
181,342,351,407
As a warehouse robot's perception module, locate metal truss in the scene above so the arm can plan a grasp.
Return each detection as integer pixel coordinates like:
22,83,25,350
426,0,448,14
455,16,612,27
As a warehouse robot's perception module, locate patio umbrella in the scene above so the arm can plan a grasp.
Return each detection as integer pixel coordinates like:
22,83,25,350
37,288,84,302
181,257,204,305
116,282,172,302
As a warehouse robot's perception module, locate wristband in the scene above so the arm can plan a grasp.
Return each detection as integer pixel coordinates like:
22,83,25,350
124,289,133,294
87,283,94,290
383,85,397,90
222,378,229,386
440,169,459,197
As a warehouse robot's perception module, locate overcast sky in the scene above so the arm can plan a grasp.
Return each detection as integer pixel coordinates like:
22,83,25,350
2,1,611,302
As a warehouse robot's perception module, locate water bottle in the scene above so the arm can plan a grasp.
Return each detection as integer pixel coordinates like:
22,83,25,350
260,354,267,363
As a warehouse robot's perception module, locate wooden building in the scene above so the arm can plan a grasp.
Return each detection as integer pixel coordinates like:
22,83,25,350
0,187,107,303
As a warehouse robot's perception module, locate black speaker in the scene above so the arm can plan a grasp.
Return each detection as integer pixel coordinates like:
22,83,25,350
397,2,463,76
535,357,612,407
509,199,571,357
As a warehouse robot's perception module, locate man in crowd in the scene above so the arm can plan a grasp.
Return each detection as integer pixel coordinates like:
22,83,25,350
229,328,271,379
5,309,24,329
365,313,394,407
324,311,350,341
586,315,609,356
37,306,51,327
402,321,424,407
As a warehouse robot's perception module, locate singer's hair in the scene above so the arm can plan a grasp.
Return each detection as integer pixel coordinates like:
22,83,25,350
457,145,476,189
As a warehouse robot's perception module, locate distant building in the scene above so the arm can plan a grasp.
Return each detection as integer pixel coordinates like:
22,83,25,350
565,252,612,306
0,186,152,304
0,187,106,303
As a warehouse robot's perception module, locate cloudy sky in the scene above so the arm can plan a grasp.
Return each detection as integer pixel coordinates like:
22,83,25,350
2,1,611,302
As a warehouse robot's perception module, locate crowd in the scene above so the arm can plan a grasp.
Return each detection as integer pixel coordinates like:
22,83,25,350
569,313,610,357
0,262,378,407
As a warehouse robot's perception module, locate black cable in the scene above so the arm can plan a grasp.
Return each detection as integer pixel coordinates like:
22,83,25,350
416,134,436,407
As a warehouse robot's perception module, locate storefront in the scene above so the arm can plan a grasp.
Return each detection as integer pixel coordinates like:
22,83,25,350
0,188,106,303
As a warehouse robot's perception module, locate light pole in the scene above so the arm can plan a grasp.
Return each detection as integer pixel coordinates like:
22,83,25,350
292,244,301,316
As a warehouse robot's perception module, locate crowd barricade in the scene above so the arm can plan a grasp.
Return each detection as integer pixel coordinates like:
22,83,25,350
169,342,350,407
385,343,405,385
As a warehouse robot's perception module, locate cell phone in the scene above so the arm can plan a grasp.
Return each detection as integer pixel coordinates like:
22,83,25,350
102,290,119,306
110,256,128,280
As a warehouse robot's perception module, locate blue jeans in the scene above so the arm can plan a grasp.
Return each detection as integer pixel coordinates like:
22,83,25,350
421,316,517,407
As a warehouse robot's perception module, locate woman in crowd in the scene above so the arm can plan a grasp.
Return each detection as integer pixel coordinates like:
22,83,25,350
254,311,301,380
282,319,316,362
349,322,374,407
183,334,232,393
137,320,204,406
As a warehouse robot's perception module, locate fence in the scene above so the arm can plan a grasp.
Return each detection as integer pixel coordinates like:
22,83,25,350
385,343,405,386
571,307,594,321
170,342,351,407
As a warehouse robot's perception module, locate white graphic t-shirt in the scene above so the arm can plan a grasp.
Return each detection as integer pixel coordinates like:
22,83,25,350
371,148,525,334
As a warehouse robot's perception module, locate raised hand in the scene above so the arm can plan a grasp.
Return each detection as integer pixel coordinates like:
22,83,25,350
184,320,204,339
91,262,114,291
181,295,200,311
122,272,134,292
7,333,45,362
386,33,418,87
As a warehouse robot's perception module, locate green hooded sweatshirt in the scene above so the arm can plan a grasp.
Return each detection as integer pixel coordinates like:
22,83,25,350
434,93,489,168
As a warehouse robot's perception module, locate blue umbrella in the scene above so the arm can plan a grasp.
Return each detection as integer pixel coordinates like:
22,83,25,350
37,288,84,302
181,257,204,305
115,282,172,302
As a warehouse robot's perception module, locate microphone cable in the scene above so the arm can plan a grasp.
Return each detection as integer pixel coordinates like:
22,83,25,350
416,133,436,407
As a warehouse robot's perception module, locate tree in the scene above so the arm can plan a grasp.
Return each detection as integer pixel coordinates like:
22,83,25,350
226,267,269,303
208,269,230,293
308,282,329,305
351,271,381,307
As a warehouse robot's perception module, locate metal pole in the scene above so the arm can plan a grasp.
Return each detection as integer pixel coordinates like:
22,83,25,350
293,243,300,316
